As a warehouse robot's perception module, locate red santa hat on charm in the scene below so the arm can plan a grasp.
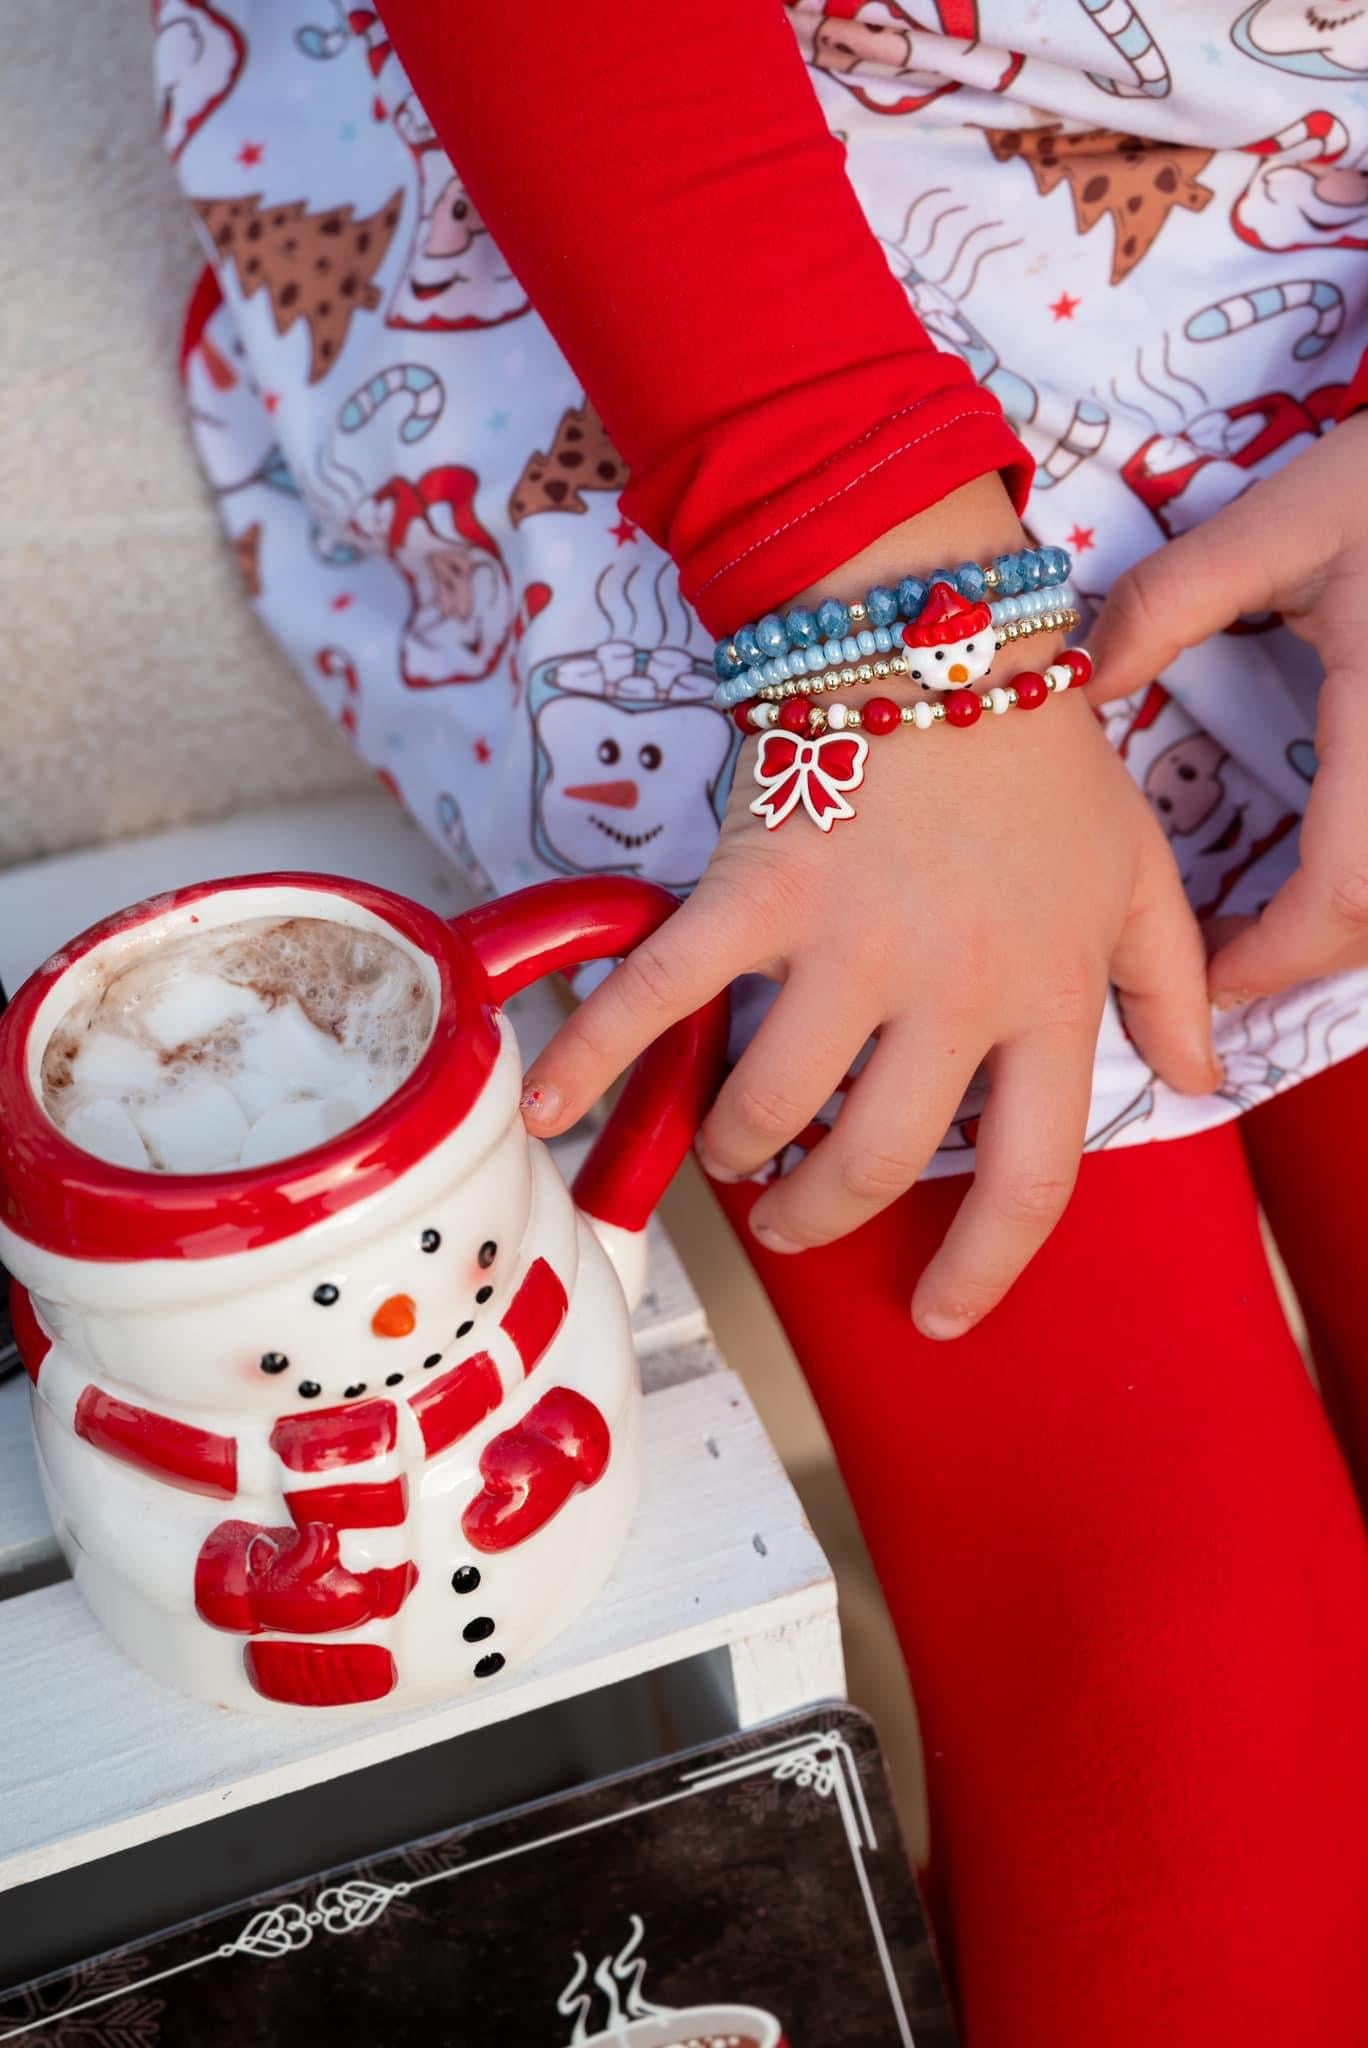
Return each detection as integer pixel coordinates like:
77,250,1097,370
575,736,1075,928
901,580,997,690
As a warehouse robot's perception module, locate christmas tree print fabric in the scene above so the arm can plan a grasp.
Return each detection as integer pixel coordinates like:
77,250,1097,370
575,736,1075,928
156,0,1368,1180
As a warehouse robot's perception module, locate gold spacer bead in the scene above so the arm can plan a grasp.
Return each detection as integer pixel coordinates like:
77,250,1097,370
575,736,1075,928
1007,687,1019,706
984,566,1000,589
932,701,947,720
848,601,867,622
848,708,863,728
900,705,916,723
873,661,889,678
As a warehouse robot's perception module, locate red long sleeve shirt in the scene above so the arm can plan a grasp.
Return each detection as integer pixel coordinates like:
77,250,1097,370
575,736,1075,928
376,0,1032,635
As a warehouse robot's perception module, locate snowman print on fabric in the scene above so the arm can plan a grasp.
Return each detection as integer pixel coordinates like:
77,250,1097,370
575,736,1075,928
1108,684,1299,918
387,94,529,332
531,567,736,890
1233,0,1368,78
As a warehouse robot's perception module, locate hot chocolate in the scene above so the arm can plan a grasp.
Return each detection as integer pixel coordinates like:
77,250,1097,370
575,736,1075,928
40,914,434,1174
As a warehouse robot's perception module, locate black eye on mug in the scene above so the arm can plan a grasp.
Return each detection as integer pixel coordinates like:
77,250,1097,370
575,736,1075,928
421,1229,441,1253
313,1284,340,1307
260,1352,290,1374
478,1240,497,1269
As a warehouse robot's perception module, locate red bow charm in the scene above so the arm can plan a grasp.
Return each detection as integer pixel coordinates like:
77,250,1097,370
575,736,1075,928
749,729,869,831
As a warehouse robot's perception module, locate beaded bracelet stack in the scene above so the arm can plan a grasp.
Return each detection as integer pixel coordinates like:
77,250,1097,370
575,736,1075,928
712,544,1071,710
746,650,1094,831
748,599,1080,704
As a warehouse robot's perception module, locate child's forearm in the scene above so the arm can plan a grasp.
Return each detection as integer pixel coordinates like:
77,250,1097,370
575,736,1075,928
376,0,1031,630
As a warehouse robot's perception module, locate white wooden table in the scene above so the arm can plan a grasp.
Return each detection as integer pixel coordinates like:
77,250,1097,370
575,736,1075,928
0,795,843,1981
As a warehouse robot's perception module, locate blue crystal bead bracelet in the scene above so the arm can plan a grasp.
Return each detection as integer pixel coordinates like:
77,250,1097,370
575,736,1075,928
712,545,1072,709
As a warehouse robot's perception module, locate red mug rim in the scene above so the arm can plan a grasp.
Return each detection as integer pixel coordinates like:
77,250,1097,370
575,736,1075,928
0,873,502,1263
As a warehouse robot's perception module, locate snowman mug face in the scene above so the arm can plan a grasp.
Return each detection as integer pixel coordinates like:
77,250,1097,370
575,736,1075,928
0,872,728,1382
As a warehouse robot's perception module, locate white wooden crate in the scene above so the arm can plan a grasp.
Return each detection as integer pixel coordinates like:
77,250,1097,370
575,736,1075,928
0,796,844,1899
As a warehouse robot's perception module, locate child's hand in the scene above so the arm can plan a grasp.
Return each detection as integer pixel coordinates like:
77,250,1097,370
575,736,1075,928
523,479,1219,1337
1084,414,1368,1008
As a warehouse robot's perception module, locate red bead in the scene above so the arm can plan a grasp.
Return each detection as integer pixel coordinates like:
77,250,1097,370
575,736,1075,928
945,689,983,729
778,697,814,734
1013,670,1048,710
1060,647,1093,687
862,696,900,736
731,703,757,735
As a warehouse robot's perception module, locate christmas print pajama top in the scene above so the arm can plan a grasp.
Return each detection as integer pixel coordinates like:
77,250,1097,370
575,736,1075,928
157,0,1368,1179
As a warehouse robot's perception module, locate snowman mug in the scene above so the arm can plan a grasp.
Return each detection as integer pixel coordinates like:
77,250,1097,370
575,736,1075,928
0,872,727,1713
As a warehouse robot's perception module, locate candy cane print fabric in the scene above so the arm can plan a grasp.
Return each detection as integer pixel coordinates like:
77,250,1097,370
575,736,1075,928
160,0,1368,1180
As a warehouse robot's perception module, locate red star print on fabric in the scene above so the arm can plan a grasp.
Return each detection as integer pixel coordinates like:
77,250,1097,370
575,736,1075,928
1067,525,1096,553
373,95,387,122
1049,292,1081,321
473,738,492,763
329,594,353,612
263,391,280,415
609,516,639,547
236,142,265,167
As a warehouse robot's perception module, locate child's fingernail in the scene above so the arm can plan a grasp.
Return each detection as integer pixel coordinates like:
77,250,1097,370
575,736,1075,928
1213,990,1253,1012
914,1306,975,1341
695,1145,741,1185
520,1081,561,1124
750,1219,803,1254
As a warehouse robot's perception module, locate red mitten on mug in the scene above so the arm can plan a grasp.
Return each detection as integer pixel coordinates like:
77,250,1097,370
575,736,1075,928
195,1519,415,1634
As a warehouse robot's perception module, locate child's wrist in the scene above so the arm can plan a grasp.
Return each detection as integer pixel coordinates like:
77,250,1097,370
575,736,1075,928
788,474,1026,611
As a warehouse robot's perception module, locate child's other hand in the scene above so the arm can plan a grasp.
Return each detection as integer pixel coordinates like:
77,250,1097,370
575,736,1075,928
523,479,1218,1337
1085,415,1368,1008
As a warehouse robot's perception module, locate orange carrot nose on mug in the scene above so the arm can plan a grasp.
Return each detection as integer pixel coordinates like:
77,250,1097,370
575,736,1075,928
0,872,726,1715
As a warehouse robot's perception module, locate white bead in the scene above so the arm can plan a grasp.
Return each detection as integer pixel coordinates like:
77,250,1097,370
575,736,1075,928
912,700,935,729
754,700,780,726
826,701,849,729
1045,664,1069,691
989,685,1012,715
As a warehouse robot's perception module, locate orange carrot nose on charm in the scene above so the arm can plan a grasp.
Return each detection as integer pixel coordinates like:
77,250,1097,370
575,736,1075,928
371,1293,417,1338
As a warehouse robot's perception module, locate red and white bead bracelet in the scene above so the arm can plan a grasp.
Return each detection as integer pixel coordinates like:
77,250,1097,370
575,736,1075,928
740,649,1093,832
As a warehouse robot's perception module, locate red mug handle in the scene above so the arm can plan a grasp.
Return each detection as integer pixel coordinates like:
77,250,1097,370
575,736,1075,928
457,878,729,1233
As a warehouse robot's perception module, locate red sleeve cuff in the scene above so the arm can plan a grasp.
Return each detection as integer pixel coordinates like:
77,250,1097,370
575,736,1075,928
636,372,1032,634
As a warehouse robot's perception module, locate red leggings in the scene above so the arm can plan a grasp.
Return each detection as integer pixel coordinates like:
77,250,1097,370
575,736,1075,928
712,1052,1368,2047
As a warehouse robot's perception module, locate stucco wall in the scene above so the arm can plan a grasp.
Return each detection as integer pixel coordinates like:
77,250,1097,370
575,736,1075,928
0,1,365,869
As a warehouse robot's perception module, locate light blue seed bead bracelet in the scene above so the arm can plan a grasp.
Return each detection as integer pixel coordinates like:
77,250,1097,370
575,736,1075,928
714,578,1079,711
712,544,1072,704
